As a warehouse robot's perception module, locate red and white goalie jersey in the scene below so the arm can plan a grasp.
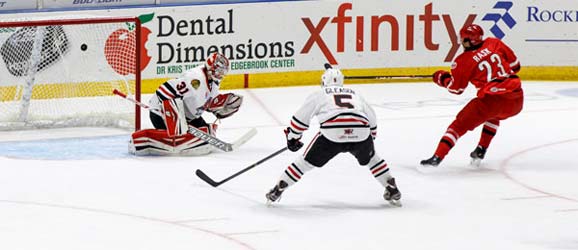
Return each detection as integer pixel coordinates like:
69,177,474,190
288,86,377,143
149,65,220,120
449,37,521,97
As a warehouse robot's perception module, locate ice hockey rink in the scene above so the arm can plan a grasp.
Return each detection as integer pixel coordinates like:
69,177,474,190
0,81,577,250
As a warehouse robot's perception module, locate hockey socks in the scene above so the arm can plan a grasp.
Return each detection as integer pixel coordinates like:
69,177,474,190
278,156,315,187
478,121,499,148
433,127,461,159
365,154,392,187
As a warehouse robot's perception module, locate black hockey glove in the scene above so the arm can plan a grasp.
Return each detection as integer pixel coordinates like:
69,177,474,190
287,138,304,152
284,127,304,152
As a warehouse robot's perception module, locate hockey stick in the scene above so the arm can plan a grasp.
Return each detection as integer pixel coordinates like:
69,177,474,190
186,126,256,152
344,75,432,80
195,147,288,187
322,63,431,80
112,89,150,109
112,89,256,152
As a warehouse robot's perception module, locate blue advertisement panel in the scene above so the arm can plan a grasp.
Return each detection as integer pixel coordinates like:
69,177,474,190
42,0,155,9
0,0,37,11
158,0,303,4
159,0,223,3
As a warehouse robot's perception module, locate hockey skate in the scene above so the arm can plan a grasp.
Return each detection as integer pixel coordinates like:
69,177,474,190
469,145,487,167
383,178,402,207
265,180,288,205
420,155,442,167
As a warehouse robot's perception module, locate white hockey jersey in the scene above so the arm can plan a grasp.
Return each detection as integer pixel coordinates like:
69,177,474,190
287,86,377,143
149,66,220,119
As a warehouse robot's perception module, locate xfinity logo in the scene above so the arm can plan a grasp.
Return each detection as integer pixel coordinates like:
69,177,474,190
300,2,476,63
482,1,517,39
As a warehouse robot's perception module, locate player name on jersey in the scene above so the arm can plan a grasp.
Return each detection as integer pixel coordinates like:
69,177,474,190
472,48,492,63
324,87,355,95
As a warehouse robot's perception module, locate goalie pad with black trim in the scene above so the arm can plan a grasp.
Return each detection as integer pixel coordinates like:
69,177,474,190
129,124,217,156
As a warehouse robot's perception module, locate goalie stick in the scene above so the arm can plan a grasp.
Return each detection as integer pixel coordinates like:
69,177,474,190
195,147,288,187
112,89,256,152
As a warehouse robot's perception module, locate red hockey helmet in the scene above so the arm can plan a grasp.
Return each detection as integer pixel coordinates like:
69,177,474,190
459,24,484,46
205,52,229,82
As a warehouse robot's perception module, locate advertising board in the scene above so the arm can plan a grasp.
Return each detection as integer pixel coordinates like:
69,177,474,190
1,0,576,88
0,0,37,11
42,0,155,9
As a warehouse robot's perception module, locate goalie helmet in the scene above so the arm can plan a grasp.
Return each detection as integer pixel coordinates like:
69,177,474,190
321,68,344,87
459,24,484,46
205,52,230,82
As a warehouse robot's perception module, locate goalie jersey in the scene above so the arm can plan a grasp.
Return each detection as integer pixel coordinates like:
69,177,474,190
149,66,220,120
288,86,377,143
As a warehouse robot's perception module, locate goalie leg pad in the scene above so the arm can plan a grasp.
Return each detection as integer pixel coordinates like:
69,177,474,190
162,99,188,136
129,129,213,156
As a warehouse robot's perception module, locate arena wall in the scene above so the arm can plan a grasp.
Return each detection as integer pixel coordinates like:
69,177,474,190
1,0,577,93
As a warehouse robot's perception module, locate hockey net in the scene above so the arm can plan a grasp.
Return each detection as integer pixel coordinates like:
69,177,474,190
0,16,141,131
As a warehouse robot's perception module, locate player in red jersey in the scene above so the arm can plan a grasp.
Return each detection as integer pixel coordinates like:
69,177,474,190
420,24,524,167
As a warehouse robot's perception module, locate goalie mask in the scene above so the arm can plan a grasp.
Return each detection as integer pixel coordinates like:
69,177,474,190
321,68,344,87
205,52,230,82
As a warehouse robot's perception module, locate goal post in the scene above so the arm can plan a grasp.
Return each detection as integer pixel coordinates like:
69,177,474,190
0,16,142,131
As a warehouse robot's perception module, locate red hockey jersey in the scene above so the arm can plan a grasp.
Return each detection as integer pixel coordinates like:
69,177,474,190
448,37,521,97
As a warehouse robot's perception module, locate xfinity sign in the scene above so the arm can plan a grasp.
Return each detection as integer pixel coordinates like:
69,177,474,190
300,2,476,63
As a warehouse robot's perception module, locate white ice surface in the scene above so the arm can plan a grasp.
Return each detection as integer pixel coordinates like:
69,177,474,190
1,82,577,250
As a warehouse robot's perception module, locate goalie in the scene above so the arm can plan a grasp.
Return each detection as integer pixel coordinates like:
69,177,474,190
129,52,243,156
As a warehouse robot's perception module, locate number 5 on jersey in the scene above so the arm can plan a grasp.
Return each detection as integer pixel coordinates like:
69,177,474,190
333,94,354,109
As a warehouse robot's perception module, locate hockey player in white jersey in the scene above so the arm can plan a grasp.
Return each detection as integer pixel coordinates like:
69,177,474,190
129,52,243,156
265,64,401,206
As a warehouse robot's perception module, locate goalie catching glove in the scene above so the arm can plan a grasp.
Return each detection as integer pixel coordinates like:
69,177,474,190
207,93,243,119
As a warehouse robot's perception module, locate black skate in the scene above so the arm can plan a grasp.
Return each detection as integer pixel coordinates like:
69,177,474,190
383,178,402,207
470,145,487,167
420,155,442,167
265,180,288,205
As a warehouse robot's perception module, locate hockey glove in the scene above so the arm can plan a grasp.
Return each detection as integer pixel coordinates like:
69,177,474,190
433,70,452,88
207,93,243,119
284,127,304,152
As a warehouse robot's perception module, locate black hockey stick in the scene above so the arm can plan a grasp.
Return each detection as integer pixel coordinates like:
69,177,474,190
323,63,431,80
195,147,288,187
344,75,432,80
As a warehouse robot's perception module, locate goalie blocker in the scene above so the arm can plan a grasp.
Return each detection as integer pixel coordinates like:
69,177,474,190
129,93,243,156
